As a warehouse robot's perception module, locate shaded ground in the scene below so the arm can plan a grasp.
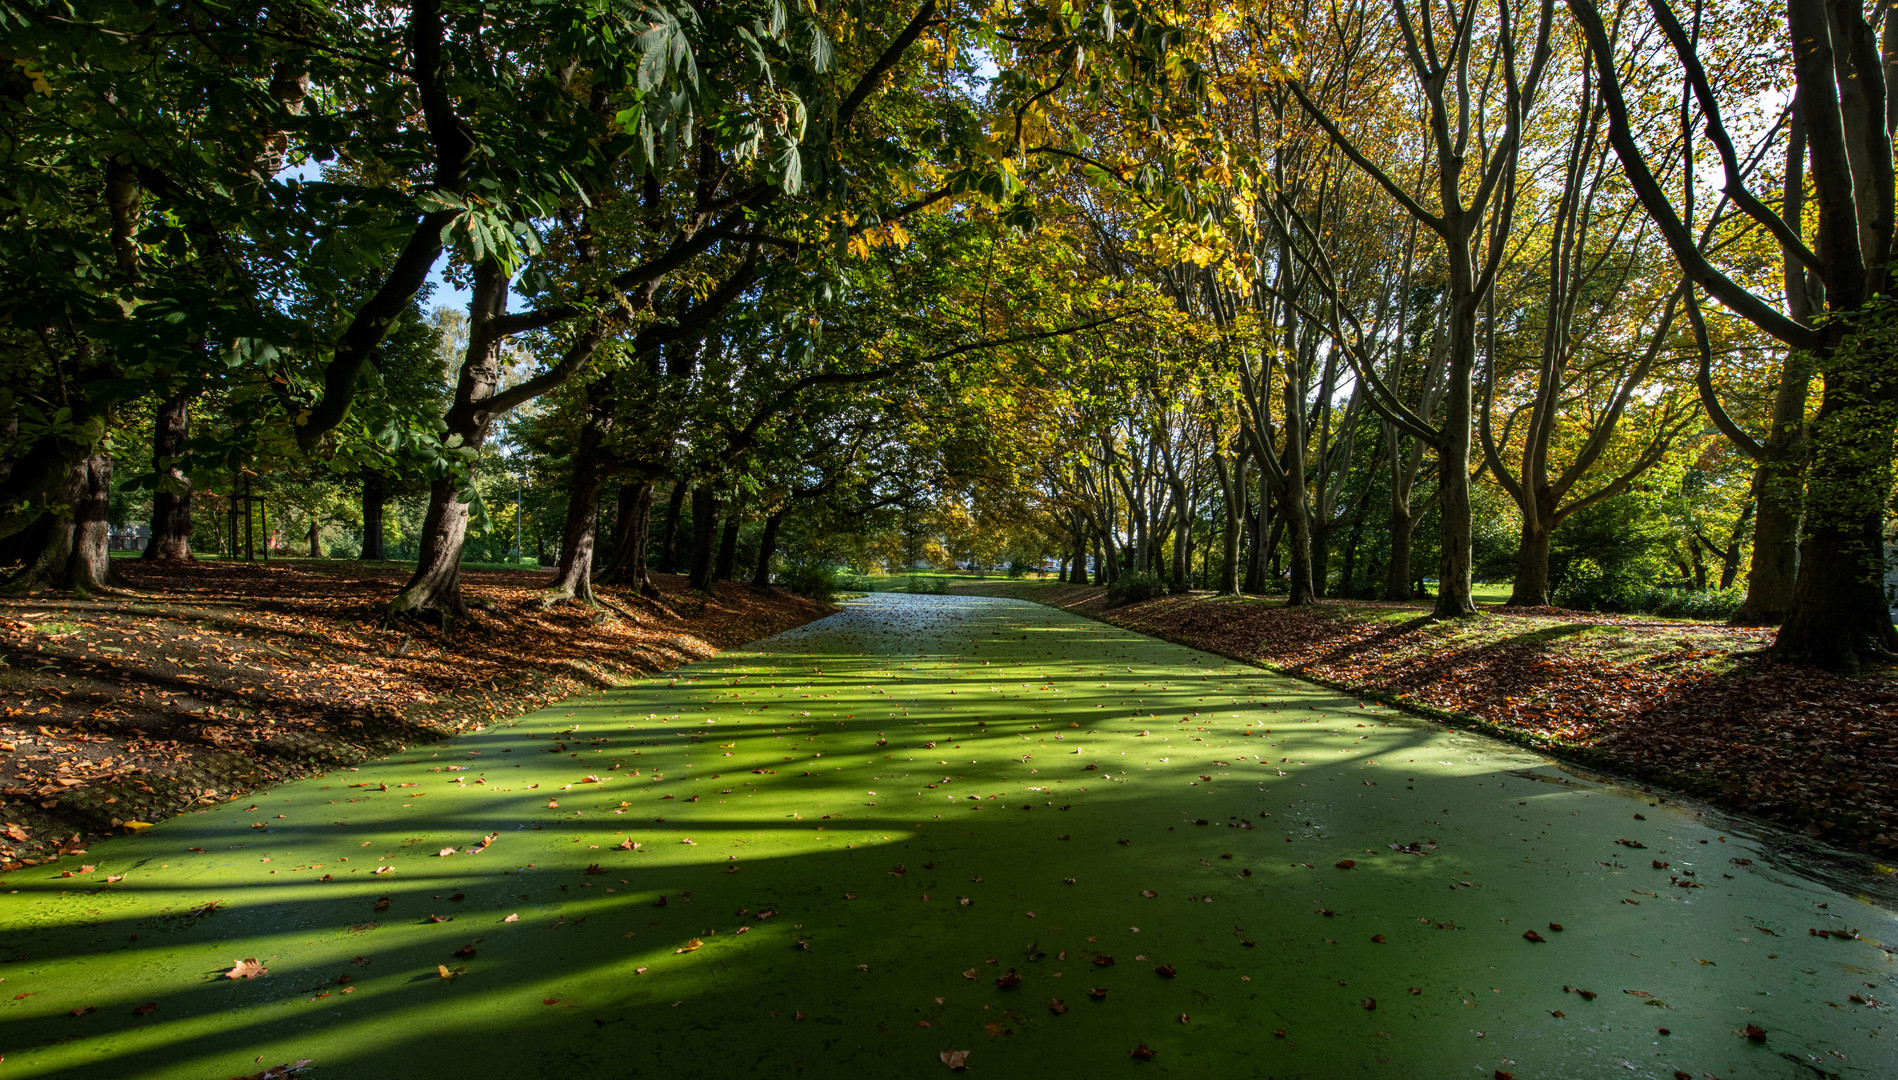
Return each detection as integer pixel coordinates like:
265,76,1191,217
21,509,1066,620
0,593,1889,1079
954,581,1898,855
0,560,831,869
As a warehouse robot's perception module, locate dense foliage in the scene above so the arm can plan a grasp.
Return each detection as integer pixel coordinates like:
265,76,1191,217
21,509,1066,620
1,0,1893,668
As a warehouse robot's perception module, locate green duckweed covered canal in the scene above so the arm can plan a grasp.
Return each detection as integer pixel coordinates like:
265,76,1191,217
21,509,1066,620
1,594,1892,1078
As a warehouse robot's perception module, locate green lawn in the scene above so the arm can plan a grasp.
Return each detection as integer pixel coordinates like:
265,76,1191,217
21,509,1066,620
0,594,1882,1078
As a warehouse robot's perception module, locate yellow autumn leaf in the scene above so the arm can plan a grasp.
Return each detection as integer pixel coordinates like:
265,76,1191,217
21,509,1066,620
123,821,153,831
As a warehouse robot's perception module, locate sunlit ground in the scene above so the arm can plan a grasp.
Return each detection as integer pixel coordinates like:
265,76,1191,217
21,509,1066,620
0,594,1890,1078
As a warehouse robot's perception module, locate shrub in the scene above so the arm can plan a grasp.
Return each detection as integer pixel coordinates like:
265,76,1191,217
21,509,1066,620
1105,570,1167,605
907,575,949,594
777,562,841,602
1552,559,1743,620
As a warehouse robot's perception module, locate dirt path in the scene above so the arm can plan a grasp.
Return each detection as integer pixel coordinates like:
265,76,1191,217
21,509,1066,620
0,593,1889,1079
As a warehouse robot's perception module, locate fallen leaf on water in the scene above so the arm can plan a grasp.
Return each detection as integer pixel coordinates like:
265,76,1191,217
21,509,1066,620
1371,934,1387,944
1087,987,1108,1000
1130,1043,1156,1061
1093,955,1115,967
1140,890,1157,898
1548,922,1563,932
132,1001,158,1015
939,1049,969,1070
1154,963,1176,978
225,958,267,980
1522,930,1546,943
1336,859,1356,869
1049,998,1067,1015
1362,998,1376,1010
1742,1024,1766,1041
675,939,703,954
996,969,1021,988
438,848,456,857
373,897,390,912
503,913,519,923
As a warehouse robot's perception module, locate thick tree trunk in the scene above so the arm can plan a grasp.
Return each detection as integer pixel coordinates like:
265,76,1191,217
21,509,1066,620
548,465,609,605
388,474,471,616
1732,391,1808,623
1090,534,1107,585
360,470,387,561
307,520,320,558
714,516,740,582
1771,354,1898,668
687,486,720,592
1510,519,1553,607
6,453,115,594
143,391,193,562
1434,322,1478,617
1280,473,1316,605
752,511,783,587
657,483,687,574
598,481,657,595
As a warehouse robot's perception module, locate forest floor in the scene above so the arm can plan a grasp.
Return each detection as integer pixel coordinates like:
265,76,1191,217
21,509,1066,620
0,561,832,870
952,580,1898,857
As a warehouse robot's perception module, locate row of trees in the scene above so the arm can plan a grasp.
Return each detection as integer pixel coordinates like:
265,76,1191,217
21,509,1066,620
2,1,1893,669
1019,0,1896,670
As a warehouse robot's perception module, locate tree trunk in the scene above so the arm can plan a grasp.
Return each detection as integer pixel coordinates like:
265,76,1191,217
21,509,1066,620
1279,470,1316,605
307,520,320,558
360,470,387,561
1732,362,1810,623
598,481,657,595
714,515,740,582
5,453,115,594
752,511,784,587
548,463,610,605
143,390,193,562
388,474,471,616
687,486,720,592
1511,518,1552,607
1433,315,1478,617
1771,350,1898,668
657,483,687,574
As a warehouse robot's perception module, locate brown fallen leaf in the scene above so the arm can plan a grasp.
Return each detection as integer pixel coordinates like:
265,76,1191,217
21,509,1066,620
1087,987,1108,1000
939,1049,970,1070
1049,998,1067,1015
1522,929,1546,943
1742,1024,1766,1041
1130,1043,1156,1061
996,969,1021,988
133,1002,158,1015
225,958,267,980
1361,998,1377,1010
503,913,519,922
1336,859,1357,869
547,800,559,809
675,938,703,954
1153,963,1177,978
